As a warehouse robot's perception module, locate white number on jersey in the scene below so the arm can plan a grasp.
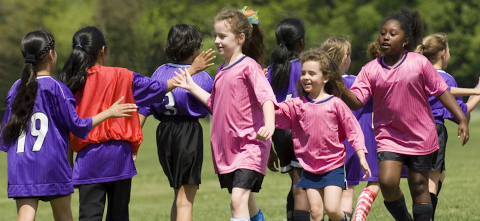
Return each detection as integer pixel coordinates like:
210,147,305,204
371,113,374,129
285,94,293,101
17,112,49,153
164,92,177,115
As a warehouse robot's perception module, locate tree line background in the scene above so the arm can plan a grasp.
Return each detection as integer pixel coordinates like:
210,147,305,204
1,0,480,120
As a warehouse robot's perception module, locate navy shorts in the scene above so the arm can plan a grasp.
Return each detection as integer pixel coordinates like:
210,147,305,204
218,169,265,194
378,151,437,172
272,129,301,173
295,166,347,190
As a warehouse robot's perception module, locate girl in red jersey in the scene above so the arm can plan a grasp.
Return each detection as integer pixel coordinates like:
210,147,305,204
173,6,275,221
340,7,468,221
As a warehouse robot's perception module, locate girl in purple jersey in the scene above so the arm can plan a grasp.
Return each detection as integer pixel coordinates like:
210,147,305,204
149,24,214,221
173,7,275,221
0,30,136,221
415,33,480,221
274,49,371,221
341,7,468,221
265,18,310,221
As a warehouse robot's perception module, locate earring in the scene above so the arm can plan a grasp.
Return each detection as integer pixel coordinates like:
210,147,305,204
402,43,405,48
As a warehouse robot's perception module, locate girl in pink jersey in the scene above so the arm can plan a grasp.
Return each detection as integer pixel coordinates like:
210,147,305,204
173,6,275,221
274,49,371,221
341,7,469,221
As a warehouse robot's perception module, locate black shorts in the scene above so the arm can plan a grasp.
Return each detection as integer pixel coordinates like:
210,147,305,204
431,123,447,172
218,169,265,194
14,194,66,202
272,129,300,173
378,151,437,172
156,115,203,189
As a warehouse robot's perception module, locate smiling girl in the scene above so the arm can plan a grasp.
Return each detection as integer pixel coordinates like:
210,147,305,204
340,7,468,221
274,49,371,221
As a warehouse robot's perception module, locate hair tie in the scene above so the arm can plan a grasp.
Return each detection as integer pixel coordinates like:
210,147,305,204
241,6,259,24
75,44,83,49
24,54,37,64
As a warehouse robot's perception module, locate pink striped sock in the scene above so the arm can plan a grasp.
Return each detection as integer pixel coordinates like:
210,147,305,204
353,188,377,221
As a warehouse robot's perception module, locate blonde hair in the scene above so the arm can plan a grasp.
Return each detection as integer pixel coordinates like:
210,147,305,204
214,8,267,67
319,37,351,70
415,33,448,64
298,49,344,97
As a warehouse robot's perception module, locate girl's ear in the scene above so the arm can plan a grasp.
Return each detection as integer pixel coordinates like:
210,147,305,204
48,50,55,61
439,49,446,59
238,33,246,45
97,46,107,65
403,37,410,48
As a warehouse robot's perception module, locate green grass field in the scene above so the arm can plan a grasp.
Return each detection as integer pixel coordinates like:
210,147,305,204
1,115,480,220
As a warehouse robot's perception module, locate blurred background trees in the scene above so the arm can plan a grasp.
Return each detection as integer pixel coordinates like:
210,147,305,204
1,0,480,120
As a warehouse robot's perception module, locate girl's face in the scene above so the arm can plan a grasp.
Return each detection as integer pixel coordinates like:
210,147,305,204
378,19,408,55
301,61,327,95
213,21,242,58
442,44,451,69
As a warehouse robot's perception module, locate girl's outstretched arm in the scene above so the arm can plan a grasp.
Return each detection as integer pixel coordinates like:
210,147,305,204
173,68,211,106
91,97,138,128
450,78,480,96
166,49,216,92
466,95,480,113
256,100,275,141
341,88,364,111
436,90,469,145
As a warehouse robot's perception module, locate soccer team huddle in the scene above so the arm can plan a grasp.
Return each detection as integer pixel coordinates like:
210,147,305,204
0,5,478,221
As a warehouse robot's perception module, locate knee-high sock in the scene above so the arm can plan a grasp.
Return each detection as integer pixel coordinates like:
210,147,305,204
251,209,265,221
412,204,433,221
292,210,310,221
436,181,443,196
287,188,294,221
430,193,438,221
384,195,413,221
352,188,377,221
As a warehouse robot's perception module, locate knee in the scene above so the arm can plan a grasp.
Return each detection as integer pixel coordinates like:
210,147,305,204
408,178,429,196
309,206,324,221
230,195,248,211
176,196,193,209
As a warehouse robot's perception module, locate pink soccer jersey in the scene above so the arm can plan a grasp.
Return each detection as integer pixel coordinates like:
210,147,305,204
275,95,367,175
207,56,277,175
351,52,448,155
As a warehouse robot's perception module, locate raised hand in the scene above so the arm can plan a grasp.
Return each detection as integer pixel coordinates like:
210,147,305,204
107,97,138,118
173,68,196,91
188,49,216,75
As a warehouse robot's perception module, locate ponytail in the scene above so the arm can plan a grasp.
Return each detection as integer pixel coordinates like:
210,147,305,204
270,18,305,92
415,33,448,64
270,43,293,92
60,26,106,94
2,31,55,144
242,24,267,67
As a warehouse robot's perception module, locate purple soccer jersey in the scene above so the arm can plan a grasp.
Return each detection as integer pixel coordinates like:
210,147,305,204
0,76,92,198
343,74,407,185
149,63,214,119
266,58,302,103
72,73,166,185
428,69,467,124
